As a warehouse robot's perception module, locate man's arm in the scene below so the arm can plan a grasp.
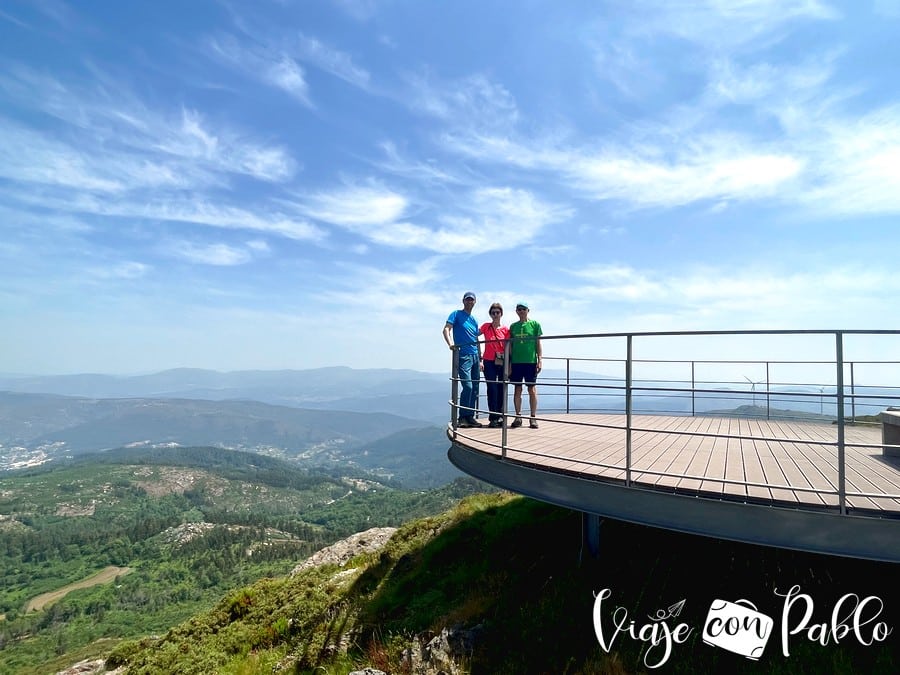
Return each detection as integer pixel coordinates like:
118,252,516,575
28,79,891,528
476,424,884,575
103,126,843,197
443,322,454,349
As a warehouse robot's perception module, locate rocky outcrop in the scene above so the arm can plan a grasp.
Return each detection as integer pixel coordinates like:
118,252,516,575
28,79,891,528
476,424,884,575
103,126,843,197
290,527,397,575
401,625,484,675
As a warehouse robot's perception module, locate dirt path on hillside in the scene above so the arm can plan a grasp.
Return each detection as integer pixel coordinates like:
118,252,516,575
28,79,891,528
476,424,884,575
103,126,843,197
26,566,132,612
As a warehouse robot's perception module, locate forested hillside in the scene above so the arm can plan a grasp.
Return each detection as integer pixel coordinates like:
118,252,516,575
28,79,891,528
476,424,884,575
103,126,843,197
0,447,485,673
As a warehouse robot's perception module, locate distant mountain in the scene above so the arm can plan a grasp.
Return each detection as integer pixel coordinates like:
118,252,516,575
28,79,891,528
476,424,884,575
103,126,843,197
352,426,464,488
0,367,450,422
0,392,436,470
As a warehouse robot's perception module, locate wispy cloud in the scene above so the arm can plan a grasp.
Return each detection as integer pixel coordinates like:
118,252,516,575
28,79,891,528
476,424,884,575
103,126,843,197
373,140,468,186
299,184,571,253
293,32,372,90
0,65,298,186
2,188,325,242
88,261,151,279
564,263,900,318
167,241,259,266
407,71,519,131
799,105,900,215
445,130,802,208
301,185,409,226
205,33,313,106
628,0,839,50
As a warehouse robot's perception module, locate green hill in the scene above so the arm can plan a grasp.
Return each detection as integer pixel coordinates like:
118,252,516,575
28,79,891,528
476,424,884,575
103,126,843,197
32,494,899,675
0,448,486,674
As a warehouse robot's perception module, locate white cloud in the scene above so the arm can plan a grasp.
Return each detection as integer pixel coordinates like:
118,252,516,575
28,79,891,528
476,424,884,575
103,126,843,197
168,241,254,266
265,56,312,103
631,0,839,49
2,188,325,242
294,33,372,90
0,66,298,186
300,184,571,253
445,130,802,208
302,186,409,226
570,141,803,207
799,105,900,214
565,264,900,320
407,71,519,131
88,261,151,279
206,34,314,107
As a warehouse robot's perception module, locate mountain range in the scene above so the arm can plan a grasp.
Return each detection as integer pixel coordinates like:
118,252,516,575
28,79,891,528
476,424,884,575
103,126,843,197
0,367,451,422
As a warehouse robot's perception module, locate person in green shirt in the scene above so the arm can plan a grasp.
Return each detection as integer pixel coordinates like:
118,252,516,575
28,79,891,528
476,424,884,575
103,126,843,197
508,301,542,428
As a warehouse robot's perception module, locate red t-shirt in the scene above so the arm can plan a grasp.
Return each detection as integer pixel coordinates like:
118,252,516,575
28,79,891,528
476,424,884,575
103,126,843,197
479,323,510,361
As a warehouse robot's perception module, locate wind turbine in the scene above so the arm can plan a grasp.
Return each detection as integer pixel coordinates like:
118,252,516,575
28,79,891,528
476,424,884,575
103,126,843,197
744,375,764,408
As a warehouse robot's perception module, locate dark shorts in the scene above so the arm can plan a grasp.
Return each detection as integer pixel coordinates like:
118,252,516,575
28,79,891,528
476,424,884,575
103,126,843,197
509,362,538,385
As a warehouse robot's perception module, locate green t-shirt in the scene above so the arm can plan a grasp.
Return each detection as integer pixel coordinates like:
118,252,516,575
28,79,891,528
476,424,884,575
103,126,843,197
509,320,542,363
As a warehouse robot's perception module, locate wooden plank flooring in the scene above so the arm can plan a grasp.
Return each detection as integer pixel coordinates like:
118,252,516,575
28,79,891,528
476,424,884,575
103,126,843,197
452,413,900,514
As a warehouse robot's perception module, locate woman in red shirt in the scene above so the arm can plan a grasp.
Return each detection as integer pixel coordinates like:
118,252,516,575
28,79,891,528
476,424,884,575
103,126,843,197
480,302,510,428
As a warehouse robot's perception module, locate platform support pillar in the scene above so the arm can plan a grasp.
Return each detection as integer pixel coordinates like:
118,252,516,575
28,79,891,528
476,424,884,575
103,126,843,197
582,512,602,559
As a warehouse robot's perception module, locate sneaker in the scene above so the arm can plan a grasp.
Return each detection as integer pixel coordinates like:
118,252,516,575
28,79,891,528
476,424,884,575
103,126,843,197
457,418,471,428
529,418,539,429
488,420,502,428
469,419,484,428
510,417,523,428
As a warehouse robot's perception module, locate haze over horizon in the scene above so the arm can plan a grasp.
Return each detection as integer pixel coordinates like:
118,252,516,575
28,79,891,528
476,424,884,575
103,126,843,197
3,1,900,376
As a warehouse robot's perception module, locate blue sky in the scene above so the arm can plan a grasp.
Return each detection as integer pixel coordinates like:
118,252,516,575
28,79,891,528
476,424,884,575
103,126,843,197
2,0,900,376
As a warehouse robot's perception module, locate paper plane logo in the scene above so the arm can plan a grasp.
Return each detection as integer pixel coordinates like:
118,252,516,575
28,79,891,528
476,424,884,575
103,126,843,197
702,599,773,661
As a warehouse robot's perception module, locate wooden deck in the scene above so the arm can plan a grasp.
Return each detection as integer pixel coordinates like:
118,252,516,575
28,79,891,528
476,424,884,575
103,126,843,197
451,414,900,514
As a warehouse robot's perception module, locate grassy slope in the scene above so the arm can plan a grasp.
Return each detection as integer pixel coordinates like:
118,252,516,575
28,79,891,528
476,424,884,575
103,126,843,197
105,494,898,675
0,449,487,674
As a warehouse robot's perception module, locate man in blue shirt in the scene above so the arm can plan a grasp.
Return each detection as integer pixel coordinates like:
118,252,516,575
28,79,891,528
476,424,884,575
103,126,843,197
443,291,482,427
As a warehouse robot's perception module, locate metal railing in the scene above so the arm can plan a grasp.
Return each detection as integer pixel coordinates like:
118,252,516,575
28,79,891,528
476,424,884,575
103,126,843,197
448,329,900,516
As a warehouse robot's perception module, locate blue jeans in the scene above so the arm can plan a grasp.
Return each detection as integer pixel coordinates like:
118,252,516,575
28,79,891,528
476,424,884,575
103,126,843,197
457,352,480,420
483,359,505,422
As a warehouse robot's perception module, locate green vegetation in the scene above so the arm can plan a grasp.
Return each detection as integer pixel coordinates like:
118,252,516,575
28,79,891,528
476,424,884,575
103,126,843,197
0,447,485,674
98,495,898,675
1,447,896,673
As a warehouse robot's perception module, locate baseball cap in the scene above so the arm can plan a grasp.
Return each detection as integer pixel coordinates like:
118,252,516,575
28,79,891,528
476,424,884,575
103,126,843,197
463,291,476,300
516,301,529,309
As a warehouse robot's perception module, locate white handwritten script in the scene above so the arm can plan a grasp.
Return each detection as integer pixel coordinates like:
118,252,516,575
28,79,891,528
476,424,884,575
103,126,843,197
592,586,893,668
776,585,893,656
592,588,692,669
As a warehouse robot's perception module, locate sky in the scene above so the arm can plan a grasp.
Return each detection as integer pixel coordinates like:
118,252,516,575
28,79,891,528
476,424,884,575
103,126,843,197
2,0,900,377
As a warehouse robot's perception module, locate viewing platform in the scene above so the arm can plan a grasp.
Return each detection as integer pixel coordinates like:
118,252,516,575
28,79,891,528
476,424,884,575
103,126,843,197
445,330,900,562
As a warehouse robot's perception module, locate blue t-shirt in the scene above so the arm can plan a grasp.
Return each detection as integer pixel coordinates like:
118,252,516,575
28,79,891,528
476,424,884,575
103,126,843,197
446,310,479,355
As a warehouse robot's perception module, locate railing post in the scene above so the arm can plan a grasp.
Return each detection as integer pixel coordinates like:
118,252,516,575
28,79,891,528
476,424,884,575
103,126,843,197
850,361,856,422
626,335,633,487
566,358,571,414
766,361,771,420
691,360,696,417
450,347,460,430
835,332,847,515
501,340,510,459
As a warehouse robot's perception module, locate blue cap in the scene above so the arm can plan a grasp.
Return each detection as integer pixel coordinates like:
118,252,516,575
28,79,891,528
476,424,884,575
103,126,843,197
516,301,529,309
463,291,476,300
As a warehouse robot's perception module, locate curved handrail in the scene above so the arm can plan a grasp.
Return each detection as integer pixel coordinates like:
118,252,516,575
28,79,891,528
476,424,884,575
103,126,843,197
448,329,900,515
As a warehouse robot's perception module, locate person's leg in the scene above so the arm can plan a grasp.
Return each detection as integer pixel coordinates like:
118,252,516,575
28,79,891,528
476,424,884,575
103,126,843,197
470,355,481,418
458,353,476,421
484,361,501,422
509,363,524,427
527,363,539,428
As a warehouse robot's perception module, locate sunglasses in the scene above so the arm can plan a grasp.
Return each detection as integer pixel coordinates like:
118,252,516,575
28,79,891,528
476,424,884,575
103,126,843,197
516,306,528,311
490,310,501,315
